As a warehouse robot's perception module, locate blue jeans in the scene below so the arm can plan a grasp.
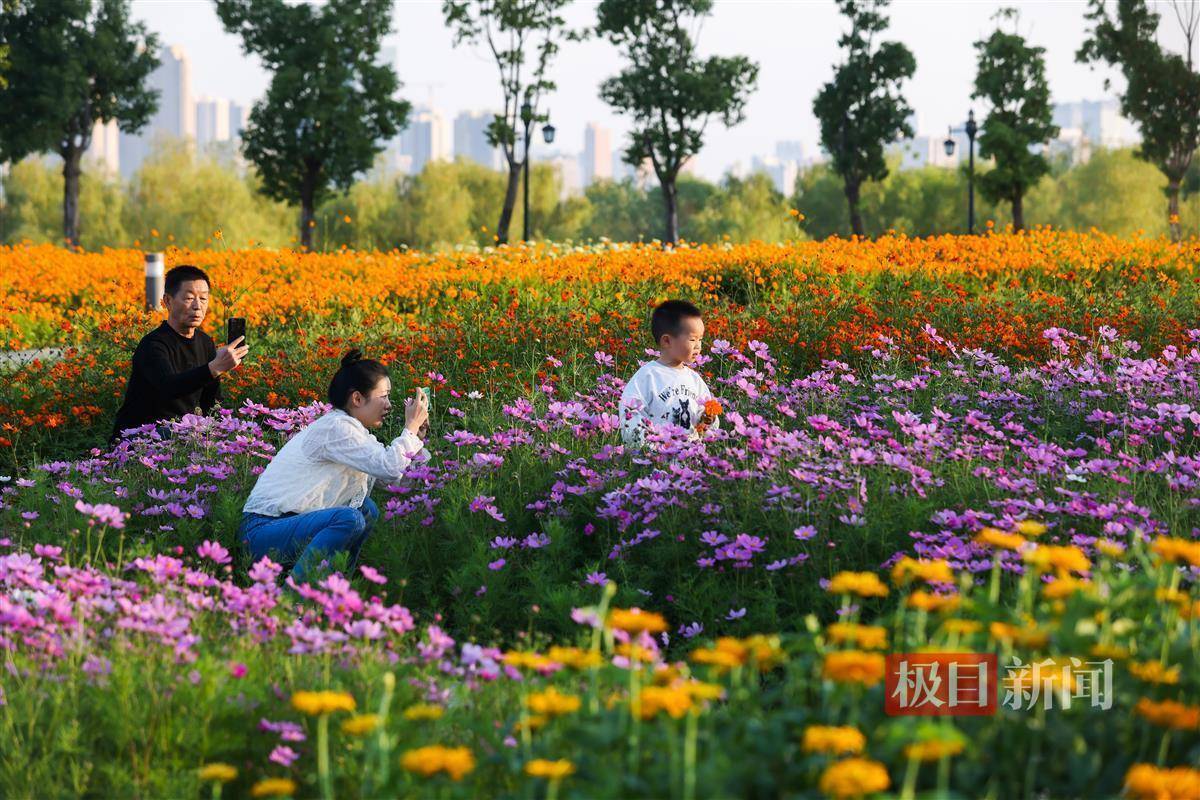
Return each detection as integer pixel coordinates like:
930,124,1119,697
239,497,379,585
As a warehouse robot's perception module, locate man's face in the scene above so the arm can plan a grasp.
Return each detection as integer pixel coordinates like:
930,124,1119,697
660,316,705,366
350,377,393,429
165,280,210,331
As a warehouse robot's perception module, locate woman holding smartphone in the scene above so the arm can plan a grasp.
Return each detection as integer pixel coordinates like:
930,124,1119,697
239,349,430,584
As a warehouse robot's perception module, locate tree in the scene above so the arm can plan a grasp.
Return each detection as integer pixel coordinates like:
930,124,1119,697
689,173,794,243
443,0,575,245
812,0,915,237
0,0,158,246
1078,0,1200,241
972,9,1058,232
596,0,758,244
216,0,410,249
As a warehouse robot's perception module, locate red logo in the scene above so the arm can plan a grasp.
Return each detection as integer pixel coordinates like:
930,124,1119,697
885,653,998,716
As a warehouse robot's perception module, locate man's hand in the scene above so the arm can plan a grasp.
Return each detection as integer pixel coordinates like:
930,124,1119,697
209,336,248,377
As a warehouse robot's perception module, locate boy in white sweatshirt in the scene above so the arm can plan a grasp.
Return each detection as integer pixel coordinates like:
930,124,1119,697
620,299,720,446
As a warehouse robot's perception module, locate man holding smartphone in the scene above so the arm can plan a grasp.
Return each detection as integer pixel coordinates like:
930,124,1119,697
110,264,249,443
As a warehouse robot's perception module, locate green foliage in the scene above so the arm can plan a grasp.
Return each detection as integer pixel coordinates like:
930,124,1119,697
596,0,758,243
215,0,410,248
972,9,1059,231
688,173,795,244
0,0,159,244
812,0,916,236
1078,0,1200,240
122,137,294,249
442,0,576,243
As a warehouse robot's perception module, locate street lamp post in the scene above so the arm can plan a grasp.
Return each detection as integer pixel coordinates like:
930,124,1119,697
943,109,979,234
520,98,556,243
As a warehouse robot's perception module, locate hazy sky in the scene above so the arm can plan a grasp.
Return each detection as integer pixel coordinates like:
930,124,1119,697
130,0,1148,179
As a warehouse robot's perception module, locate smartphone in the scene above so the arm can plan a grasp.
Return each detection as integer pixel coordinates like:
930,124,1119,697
418,386,432,405
227,317,246,347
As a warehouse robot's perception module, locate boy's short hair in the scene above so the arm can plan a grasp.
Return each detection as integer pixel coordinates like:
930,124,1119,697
164,265,211,297
651,299,703,342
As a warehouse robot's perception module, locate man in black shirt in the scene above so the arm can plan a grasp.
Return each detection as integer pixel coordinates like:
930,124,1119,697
110,265,249,442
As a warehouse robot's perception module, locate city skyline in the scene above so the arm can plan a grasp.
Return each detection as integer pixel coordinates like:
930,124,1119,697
122,0,1170,182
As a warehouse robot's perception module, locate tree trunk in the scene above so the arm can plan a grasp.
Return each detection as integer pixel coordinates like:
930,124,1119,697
299,166,316,250
661,178,678,244
1167,178,1182,243
61,146,82,247
844,179,863,237
1012,190,1025,233
497,160,521,245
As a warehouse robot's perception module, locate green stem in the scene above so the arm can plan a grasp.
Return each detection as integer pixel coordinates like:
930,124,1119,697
684,710,698,800
900,755,920,800
318,714,332,800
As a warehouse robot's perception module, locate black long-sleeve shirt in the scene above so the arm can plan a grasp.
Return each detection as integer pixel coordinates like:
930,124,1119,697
110,322,221,441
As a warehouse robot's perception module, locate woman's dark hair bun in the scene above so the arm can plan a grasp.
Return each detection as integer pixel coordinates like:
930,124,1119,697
341,348,365,367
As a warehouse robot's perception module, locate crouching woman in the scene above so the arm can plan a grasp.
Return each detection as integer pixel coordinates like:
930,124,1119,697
240,349,430,583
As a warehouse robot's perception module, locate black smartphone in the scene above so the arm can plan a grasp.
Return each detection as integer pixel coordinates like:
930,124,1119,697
227,317,246,347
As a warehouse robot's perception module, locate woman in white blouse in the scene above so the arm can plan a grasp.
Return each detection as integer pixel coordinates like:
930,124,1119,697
240,349,430,584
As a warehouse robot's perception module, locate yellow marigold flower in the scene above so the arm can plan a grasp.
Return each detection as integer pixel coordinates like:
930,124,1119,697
250,778,298,798
198,763,237,783
743,634,786,670
1095,538,1125,558
503,651,557,671
906,590,961,613
291,690,356,716
681,680,725,702
1025,545,1091,576
1156,588,1192,607
341,713,381,736
974,527,1026,551
525,759,576,779
343,215,352,223
691,643,744,671
615,642,658,662
638,685,694,719
1151,537,1200,567
547,646,602,670
1015,520,1048,537
988,622,1048,649
801,725,866,755
403,704,445,722
827,623,889,650
1124,763,1200,800
822,651,886,686
940,619,982,635
607,607,669,635
1042,576,1090,600
1129,660,1181,685
827,571,889,598
1089,643,1130,660
526,687,581,717
904,739,965,761
818,757,891,799
1134,698,1200,730
1182,600,1200,621
891,557,954,586
400,745,476,781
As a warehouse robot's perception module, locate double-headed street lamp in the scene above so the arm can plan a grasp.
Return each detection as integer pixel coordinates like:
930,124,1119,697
520,97,556,243
943,109,979,235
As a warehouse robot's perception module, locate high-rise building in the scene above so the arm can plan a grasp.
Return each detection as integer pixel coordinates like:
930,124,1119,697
229,102,248,140
87,119,120,175
453,110,501,170
392,106,450,175
195,96,231,150
751,155,799,195
581,122,613,186
1052,99,1139,148
539,153,583,199
119,45,194,177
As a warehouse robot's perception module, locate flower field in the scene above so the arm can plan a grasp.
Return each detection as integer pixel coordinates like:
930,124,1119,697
0,230,1197,798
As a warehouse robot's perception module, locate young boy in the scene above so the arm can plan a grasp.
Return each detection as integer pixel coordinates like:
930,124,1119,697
620,299,720,446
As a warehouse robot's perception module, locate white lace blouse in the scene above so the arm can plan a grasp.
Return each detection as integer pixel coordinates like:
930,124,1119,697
242,409,430,517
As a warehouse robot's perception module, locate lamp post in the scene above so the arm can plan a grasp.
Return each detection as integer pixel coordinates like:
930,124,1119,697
943,109,979,234
520,99,556,243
